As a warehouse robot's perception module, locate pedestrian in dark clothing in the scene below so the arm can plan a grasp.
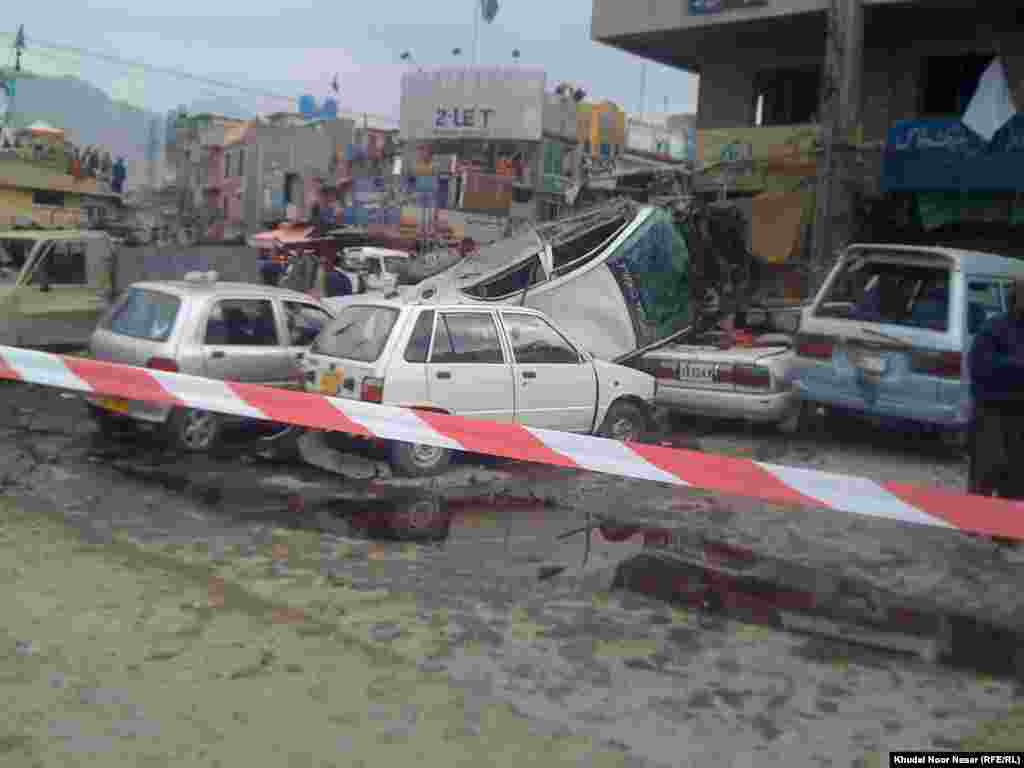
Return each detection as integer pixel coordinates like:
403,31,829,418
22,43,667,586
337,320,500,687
967,278,1024,501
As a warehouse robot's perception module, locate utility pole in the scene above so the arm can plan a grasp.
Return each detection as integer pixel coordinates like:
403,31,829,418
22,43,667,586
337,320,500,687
811,0,863,282
14,25,26,72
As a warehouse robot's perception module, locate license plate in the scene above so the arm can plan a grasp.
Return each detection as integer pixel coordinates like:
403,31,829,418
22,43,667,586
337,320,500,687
319,370,341,395
677,362,719,383
97,396,131,414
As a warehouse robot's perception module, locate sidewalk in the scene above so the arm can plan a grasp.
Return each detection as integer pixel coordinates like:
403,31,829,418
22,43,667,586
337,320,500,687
0,499,631,767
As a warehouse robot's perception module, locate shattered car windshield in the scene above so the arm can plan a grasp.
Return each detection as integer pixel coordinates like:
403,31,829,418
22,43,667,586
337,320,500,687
0,239,35,285
816,256,952,331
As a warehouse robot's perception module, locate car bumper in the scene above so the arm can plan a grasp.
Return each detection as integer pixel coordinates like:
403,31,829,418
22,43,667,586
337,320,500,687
654,383,798,424
792,380,969,431
86,394,173,424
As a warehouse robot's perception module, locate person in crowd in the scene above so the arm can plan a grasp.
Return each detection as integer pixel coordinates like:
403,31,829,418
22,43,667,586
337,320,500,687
312,248,352,299
967,278,1024,506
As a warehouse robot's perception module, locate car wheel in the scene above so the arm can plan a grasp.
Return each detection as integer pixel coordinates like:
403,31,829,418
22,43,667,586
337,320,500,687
598,400,648,442
390,441,453,477
165,407,222,453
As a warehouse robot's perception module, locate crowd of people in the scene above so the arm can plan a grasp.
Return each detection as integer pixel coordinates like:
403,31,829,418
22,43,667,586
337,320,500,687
1,131,127,194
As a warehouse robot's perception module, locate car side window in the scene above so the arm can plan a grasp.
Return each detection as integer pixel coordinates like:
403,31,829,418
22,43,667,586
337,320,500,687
404,310,435,363
205,299,279,346
501,313,580,364
32,241,87,286
967,281,1004,335
431,313,505,364
283,301,332,346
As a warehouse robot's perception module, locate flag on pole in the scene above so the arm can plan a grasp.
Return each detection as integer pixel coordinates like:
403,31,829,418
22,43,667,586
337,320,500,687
481,0,500,23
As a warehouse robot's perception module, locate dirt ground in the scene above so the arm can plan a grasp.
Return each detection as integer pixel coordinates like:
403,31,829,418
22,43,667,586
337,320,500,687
1,380,1022,766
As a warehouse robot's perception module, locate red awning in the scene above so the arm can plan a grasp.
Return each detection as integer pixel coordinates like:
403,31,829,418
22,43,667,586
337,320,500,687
249,224,315,248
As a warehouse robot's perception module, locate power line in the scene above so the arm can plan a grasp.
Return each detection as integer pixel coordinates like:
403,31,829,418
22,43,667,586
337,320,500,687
4,30,399,124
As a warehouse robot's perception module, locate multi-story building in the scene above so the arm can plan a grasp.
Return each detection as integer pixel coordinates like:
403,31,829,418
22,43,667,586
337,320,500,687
401,67,582,225
0,121,122,229
166,109,358,241
591,0,1024,261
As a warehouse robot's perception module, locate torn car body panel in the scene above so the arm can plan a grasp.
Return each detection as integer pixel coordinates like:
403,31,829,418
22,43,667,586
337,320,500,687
410,199,693,361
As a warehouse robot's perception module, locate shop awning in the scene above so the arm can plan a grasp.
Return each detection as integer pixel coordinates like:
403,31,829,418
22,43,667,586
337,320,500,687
248,224,315,249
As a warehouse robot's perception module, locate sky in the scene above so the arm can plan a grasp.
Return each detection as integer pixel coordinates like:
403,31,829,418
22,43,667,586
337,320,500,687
1,0,698,120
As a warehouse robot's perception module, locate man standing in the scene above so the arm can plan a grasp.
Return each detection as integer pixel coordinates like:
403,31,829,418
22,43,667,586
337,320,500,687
967,278,1024,500
311,249,353,299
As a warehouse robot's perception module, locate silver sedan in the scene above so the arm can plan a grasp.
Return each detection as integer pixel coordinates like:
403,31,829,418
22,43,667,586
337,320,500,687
86,272,335,452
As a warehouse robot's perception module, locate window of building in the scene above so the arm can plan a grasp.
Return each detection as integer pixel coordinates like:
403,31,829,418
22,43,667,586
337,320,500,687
32,190,65,207
920,54,994,118
224,152,232,178
237,149,245,177
753,67,822,126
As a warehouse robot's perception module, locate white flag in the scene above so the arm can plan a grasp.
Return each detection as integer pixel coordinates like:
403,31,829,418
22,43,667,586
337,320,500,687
963,57,1017,142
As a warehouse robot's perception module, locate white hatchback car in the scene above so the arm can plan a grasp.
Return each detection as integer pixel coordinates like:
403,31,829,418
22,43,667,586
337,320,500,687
300,299,658,476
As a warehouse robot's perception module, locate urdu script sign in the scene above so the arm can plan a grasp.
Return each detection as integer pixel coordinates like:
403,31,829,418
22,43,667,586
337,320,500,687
689,0,768,14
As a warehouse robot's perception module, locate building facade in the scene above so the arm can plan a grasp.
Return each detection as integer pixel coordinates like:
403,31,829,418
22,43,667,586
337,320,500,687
0,122,122,229
591,0,1024,262
400,66,592,225
165,109,361,241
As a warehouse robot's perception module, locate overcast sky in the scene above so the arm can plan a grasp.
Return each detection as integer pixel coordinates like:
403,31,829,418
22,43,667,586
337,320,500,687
2,1,698,119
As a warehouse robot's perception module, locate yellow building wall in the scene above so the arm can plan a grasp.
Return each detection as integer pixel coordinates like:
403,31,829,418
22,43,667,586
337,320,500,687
0,186,87,229
576,101,626,157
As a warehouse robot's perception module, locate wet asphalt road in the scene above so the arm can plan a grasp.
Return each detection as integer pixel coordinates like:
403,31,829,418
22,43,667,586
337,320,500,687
1,380,1022,766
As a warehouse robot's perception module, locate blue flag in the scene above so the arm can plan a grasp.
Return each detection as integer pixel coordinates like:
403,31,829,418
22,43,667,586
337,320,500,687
481,0,499,23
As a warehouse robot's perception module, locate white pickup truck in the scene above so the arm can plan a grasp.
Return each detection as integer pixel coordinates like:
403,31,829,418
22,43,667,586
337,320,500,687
304,298,658,476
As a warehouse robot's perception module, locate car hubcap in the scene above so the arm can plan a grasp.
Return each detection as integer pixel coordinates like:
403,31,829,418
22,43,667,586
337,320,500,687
410,443,443,467
181,410,217,450
609,417,639,442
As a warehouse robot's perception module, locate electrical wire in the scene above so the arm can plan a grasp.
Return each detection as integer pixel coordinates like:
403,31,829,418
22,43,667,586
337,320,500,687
3,30,399,125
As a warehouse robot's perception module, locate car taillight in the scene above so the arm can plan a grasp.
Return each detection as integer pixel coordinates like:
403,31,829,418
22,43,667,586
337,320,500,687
795,335,835,360
146,357,179,372
910,350,962,379
719,364,772,390
361,377,384,404
644,361,676,379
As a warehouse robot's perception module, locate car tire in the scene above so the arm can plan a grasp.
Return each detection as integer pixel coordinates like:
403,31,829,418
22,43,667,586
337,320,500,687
390,441,453,477
164,407,222,453
598,400,648,442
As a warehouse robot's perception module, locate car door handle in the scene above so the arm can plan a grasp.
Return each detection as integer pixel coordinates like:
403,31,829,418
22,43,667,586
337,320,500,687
522,371,537,380
436,371,452,380
294,351,304,361
211,351,226,359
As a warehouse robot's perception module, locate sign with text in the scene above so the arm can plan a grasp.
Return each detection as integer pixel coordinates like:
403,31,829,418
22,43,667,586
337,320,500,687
882,116,1024,193
401,66,546,142
689,0,768,14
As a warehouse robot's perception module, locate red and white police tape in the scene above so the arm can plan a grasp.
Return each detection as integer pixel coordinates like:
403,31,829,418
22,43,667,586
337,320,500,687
2,344,1022,542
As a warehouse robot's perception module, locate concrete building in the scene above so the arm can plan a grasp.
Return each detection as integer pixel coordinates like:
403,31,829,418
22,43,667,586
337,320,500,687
591,0,1024,261
166,110,359,241
400,67,595,224
0,122,122,229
